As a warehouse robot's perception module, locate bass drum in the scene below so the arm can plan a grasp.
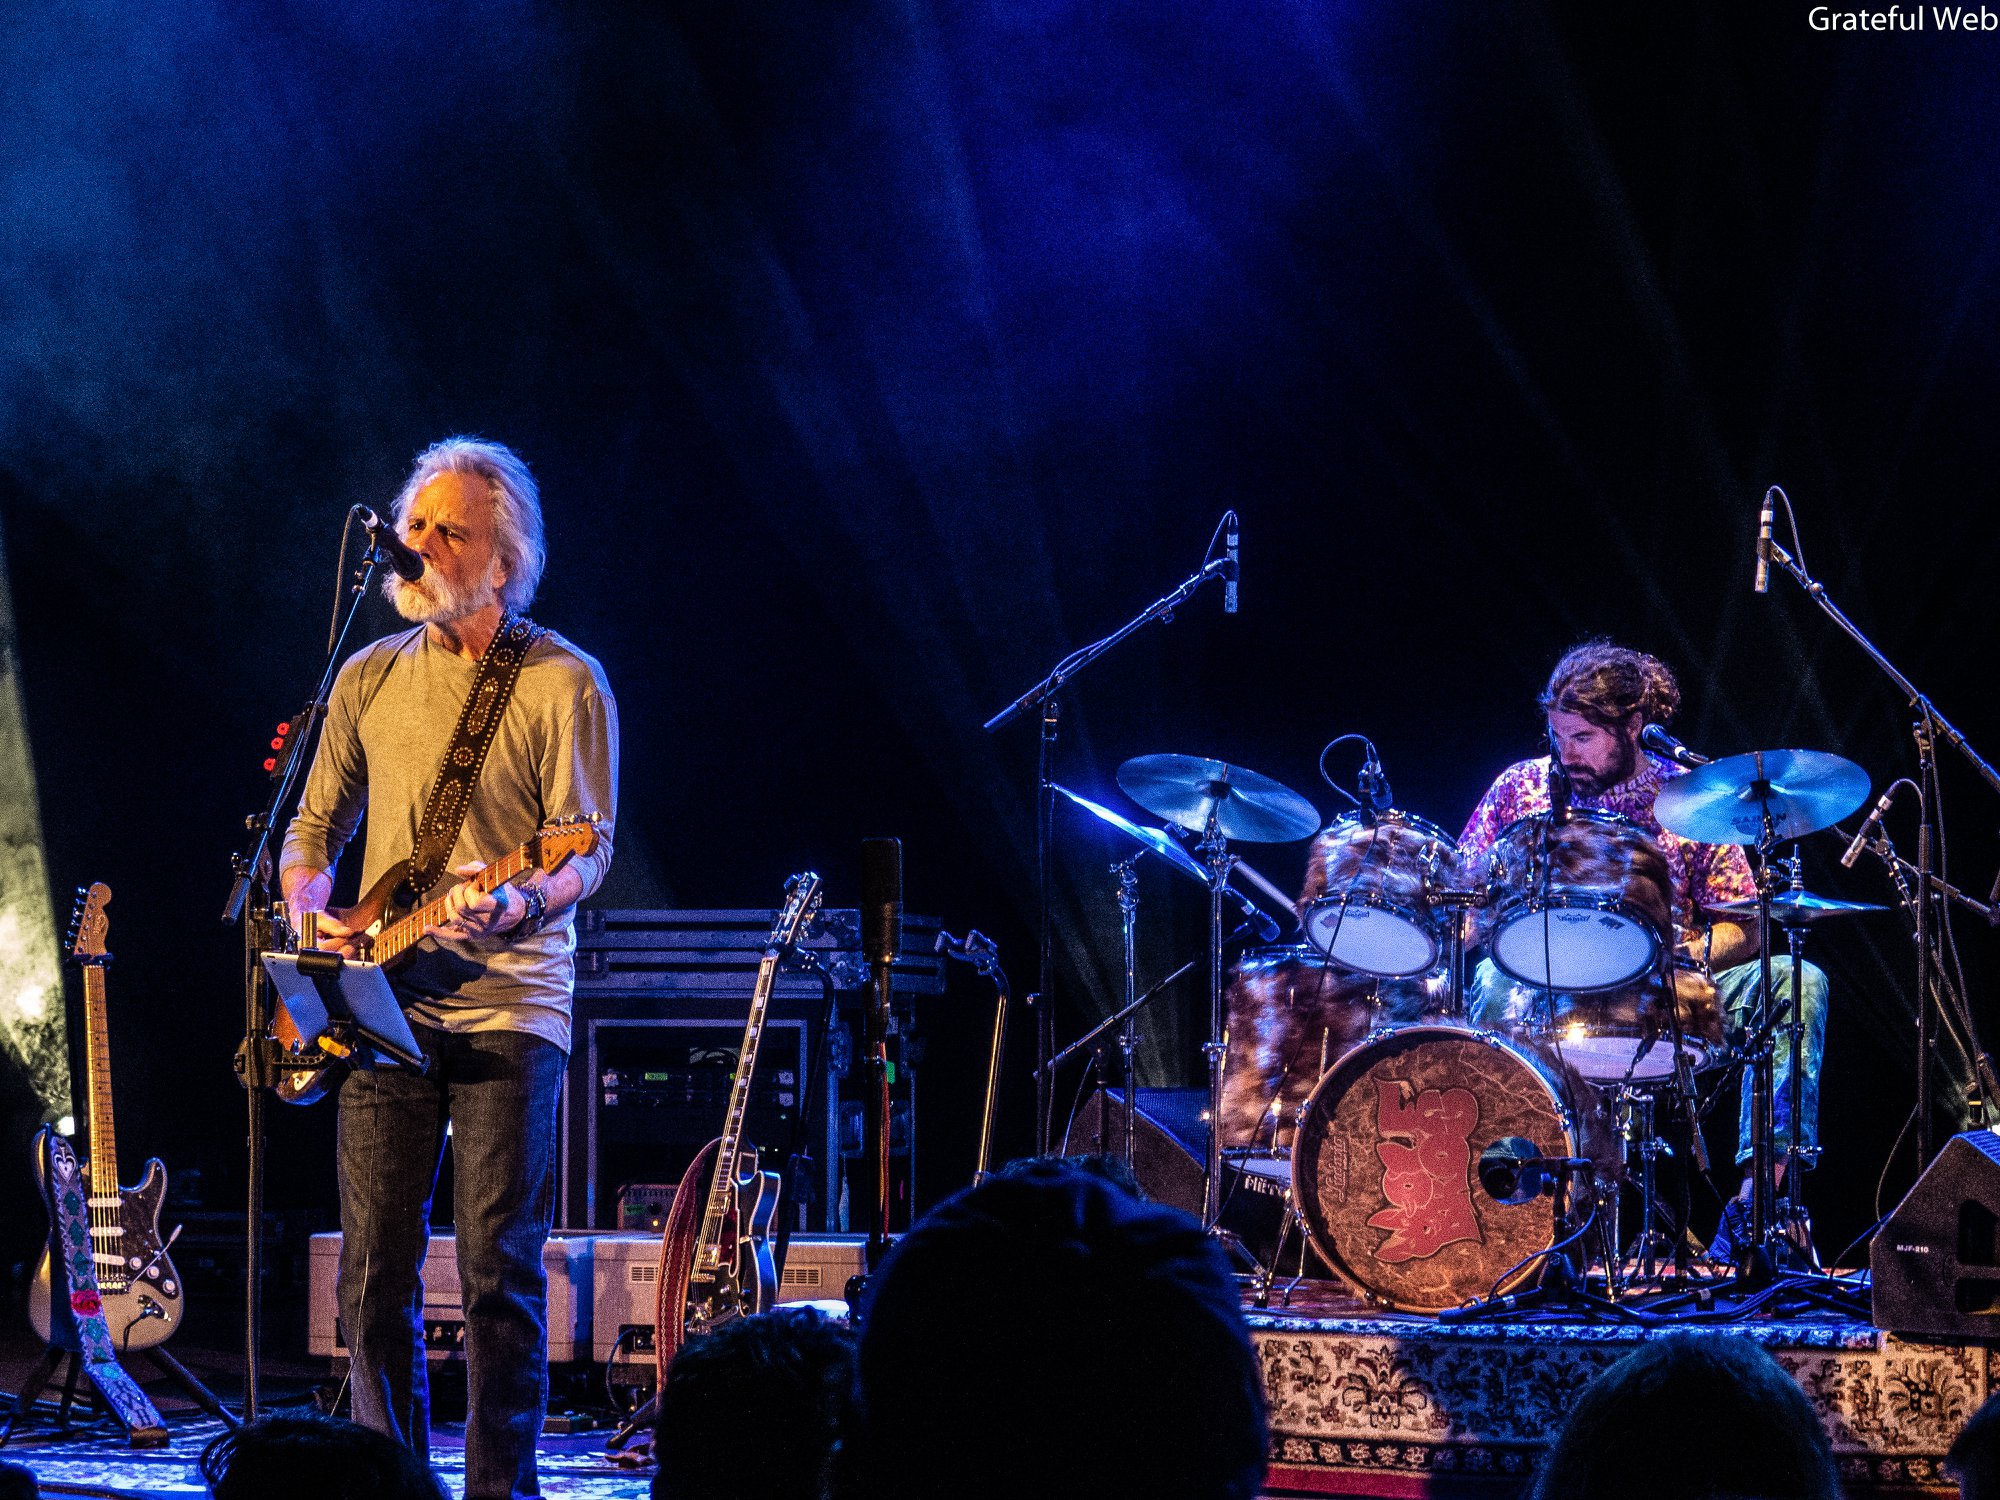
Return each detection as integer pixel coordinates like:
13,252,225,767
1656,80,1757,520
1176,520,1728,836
1291,1025,1615,1313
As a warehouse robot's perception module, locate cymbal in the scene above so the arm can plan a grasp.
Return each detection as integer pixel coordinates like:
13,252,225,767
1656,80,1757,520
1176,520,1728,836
1115,754,1321,844
1052,783,1210,884
1706,890,1892,926
1653,749,1870,846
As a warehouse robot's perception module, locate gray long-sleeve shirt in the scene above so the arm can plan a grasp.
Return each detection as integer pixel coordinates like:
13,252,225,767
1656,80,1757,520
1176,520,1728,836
278,623,618,1052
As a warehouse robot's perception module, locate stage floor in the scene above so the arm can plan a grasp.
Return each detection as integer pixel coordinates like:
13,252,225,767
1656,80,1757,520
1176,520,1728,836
1,1291,1981,1499
1247,1285,1980,1497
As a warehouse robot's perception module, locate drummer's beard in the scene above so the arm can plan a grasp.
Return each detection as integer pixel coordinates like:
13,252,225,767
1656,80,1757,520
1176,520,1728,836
1565,737,1640,799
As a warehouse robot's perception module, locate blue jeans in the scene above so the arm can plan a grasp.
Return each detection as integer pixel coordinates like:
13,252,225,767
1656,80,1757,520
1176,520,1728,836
336,1025,565,1500
1715,957,1828,1167
1467,956,1828,1167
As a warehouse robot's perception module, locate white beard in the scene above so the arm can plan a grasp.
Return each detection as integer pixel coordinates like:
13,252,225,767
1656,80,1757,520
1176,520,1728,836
383,568,498,624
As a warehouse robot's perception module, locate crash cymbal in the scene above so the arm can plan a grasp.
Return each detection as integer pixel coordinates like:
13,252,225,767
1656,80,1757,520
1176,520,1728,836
1052,783,1210,884
1706,890,1892,926
1653,749,1870,846
1115,754,1321,844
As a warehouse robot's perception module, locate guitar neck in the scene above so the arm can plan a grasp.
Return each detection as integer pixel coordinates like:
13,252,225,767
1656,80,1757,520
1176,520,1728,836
372,844,535,964
696,948,781,1263
81,966,118,1200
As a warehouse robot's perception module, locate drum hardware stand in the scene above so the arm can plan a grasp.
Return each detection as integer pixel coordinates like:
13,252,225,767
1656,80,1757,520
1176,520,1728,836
1439,1162,1647,1324
1199,813,1237,1229
1113,860,1141,1170
983,533,1238,1153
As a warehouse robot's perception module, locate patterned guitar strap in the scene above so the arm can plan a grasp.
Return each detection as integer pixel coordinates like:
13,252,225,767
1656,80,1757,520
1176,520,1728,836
41,1128,167,1445
395,612,548,912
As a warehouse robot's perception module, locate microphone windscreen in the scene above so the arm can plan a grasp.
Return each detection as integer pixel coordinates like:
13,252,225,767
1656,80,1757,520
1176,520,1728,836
861,837,903,964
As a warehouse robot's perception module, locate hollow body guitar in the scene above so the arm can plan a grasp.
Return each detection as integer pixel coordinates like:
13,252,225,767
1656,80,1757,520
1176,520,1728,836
270,815,601,1104
659,871,823,1371
28,883,183,1355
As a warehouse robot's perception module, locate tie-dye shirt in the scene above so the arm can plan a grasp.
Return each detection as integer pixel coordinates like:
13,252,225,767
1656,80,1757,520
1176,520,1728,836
1458,752,1755,932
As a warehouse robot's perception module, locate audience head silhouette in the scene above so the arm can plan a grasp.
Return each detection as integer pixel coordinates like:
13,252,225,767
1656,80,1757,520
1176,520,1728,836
201,1412,446,1500
1532,1333,1839,1500
847,1157,1266,1500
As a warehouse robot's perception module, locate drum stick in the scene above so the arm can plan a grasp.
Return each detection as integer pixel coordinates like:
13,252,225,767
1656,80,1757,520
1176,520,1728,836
1230,859,1300,927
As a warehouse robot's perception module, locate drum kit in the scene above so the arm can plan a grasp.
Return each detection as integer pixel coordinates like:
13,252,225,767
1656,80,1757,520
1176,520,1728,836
1059,738,1887,1316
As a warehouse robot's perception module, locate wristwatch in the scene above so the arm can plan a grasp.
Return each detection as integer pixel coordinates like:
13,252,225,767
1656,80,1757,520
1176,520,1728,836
512,882,549,936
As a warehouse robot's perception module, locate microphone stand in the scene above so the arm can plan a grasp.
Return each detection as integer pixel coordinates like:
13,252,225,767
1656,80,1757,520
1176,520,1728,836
1765,535,2000,1164
982,550,1235,1152
219,538,389,1420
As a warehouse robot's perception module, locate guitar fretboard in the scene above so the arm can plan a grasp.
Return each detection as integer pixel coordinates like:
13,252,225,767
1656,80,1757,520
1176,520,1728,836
80,965,127,1292
372,845,535,964
696,948,780,1269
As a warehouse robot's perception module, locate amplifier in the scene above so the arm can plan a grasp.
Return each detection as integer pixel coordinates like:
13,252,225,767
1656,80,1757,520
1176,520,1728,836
591,1232,867,1363
562,905,944,1233
307,1232,595,1364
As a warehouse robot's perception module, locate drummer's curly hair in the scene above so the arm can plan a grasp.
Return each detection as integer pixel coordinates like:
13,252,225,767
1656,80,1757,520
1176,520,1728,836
1538,640,1680,729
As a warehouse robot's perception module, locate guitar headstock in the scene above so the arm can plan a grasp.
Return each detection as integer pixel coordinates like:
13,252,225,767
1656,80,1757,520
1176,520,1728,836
533,813,602,874
65,883,112,967
770,871,823,953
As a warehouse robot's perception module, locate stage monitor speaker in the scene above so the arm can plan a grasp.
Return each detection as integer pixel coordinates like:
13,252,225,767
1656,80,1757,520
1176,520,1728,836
1063,1087,1206,1221
1871,1129,2000,1339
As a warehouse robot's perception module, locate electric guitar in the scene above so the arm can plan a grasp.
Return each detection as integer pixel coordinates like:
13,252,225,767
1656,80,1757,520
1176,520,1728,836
28,883,184,1354
270,814,602,1104
664,871,822,1359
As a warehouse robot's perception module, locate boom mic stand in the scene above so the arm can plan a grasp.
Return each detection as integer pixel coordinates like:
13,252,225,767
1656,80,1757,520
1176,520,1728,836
982,532,1237,1152
219,520,389,1420
1764,523,2000,1165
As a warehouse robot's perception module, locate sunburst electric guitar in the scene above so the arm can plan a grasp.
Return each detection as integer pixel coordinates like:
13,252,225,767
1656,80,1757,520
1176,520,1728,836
29,883,184,1354
271,814,601,1104
658,871,822,1368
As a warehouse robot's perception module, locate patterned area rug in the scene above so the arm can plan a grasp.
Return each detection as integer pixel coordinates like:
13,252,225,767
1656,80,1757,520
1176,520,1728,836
4,1417,653,1499
1249,1310,1978,1497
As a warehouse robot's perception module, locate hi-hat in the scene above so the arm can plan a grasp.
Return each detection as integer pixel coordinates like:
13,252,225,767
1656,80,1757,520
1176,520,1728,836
1052,784,1210,884
1653,749,1870,846
1706,890,1891,927
1115,754,1320,844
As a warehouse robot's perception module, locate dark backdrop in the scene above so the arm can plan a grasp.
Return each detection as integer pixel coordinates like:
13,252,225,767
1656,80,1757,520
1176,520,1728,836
4,1,1998,1315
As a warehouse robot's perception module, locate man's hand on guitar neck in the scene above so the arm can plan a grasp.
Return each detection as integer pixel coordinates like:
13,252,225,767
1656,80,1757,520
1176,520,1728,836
430,861,530,943
280,867,368,958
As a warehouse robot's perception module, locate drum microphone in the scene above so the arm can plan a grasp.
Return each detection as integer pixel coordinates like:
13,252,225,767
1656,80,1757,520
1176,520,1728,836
1840,785,1900,869
354,504,425,582
1753,486,1775,594
1546,731,1572,822
1357,742,1394,819
1640,723,1711,769
1223,511,1239,615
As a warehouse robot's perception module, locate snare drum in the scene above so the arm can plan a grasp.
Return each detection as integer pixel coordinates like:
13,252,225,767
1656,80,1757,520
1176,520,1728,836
1290,1024,1616,1312
1478,957,1726,1083
1478,810,1674,992
1300,811,1459,978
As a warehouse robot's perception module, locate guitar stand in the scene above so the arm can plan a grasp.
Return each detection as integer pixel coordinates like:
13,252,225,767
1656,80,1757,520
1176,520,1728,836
1,1341,235,1448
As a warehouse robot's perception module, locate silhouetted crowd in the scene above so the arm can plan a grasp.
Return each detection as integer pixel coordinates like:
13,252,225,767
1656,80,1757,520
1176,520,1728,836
19,1156,1995,1498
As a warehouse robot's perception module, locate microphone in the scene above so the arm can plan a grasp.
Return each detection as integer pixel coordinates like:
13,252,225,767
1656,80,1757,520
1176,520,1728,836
861,837,903,966
1357,741,1394,819
354,505,425,582
1641,723,1711,769
1547,731,1572,823
1840,786,1899,870
1223,511,1239,615
1754,487,1775,595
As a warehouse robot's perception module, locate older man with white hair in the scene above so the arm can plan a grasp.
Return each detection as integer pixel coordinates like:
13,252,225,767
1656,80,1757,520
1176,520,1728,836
280,437,617,1500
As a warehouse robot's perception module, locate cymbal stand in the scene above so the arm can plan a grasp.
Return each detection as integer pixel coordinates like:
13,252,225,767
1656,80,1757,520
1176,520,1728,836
1115,859,1140,1172
1199,811,1236,1229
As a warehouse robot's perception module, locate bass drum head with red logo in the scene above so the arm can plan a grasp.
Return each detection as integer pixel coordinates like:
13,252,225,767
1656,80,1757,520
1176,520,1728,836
1291,1025,1586,1313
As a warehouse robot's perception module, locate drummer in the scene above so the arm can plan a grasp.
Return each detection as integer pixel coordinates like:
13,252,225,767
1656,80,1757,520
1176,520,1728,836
1457,640,1828,1225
